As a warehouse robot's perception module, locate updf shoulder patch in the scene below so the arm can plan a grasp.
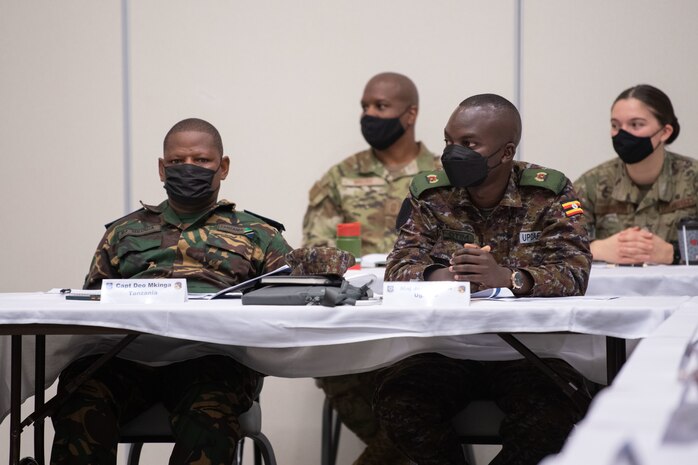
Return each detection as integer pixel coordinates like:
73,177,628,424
410,170,451,198
519,168,566,195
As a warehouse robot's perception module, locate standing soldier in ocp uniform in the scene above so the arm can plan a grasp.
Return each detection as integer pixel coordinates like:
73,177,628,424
302,72,439,465
374,94,594,465
50,118,292,465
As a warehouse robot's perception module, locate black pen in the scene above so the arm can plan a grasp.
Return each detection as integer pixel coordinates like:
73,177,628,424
65,294,101,301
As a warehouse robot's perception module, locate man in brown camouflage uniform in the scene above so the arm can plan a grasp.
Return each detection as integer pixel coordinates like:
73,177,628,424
303,72,439,465
50,118,292,465
374,94,593,465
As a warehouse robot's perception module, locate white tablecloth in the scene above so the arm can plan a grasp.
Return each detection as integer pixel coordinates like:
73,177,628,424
586,263,698,296
0,292,688,421
348,263,698,297
541,302,698,465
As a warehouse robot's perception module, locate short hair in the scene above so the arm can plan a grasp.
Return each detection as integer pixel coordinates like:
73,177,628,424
367,72,419,107
614,84,680,144
163,118,224,155
459,94,522,145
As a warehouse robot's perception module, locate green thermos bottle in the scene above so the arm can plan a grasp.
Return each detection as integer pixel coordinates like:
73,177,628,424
336,222,362,269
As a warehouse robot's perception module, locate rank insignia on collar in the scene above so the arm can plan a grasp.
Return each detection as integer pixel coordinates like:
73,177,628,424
562,200,583,217
427,174,439,184
535,172,547,182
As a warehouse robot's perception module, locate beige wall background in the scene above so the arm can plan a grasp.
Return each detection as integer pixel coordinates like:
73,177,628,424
0,0,697,464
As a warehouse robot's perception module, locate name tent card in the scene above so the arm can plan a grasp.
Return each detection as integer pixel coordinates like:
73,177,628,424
100,279,188,304
383,281,470,308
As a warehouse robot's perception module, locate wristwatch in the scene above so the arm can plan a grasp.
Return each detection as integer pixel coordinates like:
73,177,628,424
510,269,524,291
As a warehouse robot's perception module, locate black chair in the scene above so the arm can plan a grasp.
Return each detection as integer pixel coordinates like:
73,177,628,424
452,400,505,464
121,389,277,465
321,396,504,465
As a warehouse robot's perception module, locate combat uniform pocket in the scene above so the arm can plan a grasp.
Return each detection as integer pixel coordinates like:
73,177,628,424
114,228,164,277
308,179,331,207
204,229,257,275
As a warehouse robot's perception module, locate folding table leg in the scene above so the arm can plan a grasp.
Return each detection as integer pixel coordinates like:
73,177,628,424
10,335,22,465
606,336,626,384
34,335,46,465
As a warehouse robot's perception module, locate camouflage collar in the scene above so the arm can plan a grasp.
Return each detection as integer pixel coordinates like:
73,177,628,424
450,164,523,209
612,151,675,204
358,141,435,176
499,164,525,208
142,199,237,227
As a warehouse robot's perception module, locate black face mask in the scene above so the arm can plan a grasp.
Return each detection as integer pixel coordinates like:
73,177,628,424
360,114,406,150
612,129,661,164
163,163,218,205
441,144,504,188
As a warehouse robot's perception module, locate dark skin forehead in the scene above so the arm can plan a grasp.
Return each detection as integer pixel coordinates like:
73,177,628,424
362,72,418,107
445,105,517,148
163,131,222,160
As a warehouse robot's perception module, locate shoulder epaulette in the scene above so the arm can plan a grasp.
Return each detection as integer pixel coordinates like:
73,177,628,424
243,209,286,232
519,168,566,195
104,208,146,230
409,170,451,198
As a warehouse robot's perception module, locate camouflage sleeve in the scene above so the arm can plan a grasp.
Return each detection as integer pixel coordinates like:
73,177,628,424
261,230,294,274
302,171,343,248
523,181,592,297
83,228,122,290
384,194,445,281
573,172,597,240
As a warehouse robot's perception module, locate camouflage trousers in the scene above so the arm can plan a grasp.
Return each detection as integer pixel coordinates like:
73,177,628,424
374,353,594,465
317,371,410,465
50,354,261,465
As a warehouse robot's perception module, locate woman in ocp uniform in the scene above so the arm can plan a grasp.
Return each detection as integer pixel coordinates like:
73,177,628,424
574,84,698,265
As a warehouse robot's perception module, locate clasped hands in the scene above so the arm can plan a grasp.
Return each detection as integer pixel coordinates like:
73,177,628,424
591,226,674,265
426,244,511,288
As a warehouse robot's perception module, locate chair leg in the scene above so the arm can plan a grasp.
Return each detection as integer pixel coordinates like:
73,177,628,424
254,440,262,465
462,444,477,465
249,433,277,465
127,443,143,465
232,437,245,465
321,397,341,465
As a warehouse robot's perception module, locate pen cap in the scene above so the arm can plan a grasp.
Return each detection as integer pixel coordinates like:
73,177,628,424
677,217,698,265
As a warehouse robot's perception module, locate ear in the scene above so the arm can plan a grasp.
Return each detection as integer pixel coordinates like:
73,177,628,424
219,156,230,180
405,105,418,126
158,158,166,182
659,123,674,143
501,143,517,162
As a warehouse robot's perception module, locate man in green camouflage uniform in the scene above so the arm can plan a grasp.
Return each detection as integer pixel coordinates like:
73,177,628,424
50,118,292,465
574,151,698,264
374,94,593,465
303,72,439,465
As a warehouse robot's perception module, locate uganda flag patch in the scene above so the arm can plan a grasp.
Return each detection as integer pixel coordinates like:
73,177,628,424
561,200,583,217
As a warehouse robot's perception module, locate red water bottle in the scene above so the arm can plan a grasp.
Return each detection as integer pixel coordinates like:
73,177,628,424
336,222,362,270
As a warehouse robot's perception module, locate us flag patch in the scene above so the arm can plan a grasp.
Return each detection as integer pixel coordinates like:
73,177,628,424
562,200,583,217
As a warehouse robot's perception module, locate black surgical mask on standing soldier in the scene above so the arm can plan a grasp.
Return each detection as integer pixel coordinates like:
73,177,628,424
612,128,662,164
441,144,504,187
360,114,406,150
164,163,218,205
